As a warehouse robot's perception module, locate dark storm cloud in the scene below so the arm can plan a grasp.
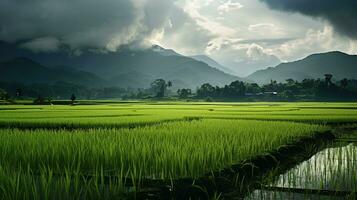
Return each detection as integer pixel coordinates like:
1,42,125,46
0,0,177,51
260,0,357,39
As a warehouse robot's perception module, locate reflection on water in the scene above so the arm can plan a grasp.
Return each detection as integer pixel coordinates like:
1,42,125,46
275,143,357,191
246,191,347,200
246,143,357,199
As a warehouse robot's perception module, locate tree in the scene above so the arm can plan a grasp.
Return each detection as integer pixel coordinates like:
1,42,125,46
150,79,172,98
192,77,357,101
278,90,295,100
245,83,261,94
0,88,8,100
48,96,53,105
177,89,192,99
324,74,333,86
228,81,246,97
197,83,215,98
285,79,295,85
301,79,316,90
340,78,348,88
284,78,300,94
167,81,173,92
263,80,278,92
70,94,76,104
16,88,22,98
34,95,45,104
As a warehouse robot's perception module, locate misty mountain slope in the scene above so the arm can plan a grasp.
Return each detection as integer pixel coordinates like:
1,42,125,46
0,57,106,87
52,49,241,88
190,55,237,75
152,45,181,57
247,51,357,84
164,61,237,88
102,53,241,88
109,71,154,88
0,41,243,88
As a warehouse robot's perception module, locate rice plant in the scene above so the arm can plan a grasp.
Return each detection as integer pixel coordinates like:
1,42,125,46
0,102,356,199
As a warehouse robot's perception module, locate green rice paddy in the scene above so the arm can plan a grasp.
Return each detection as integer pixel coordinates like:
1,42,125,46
0,102,356,199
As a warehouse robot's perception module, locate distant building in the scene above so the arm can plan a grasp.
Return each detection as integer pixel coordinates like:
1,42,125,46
264,92,278,95
245,92,277,96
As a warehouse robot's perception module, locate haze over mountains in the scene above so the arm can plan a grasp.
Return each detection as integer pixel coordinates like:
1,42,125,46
0,57,106,88
0,41,357,88
190,55,237,75
0,41,240,89
247,51,357,84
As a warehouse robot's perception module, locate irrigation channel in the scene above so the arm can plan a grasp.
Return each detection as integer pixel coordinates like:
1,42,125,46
131,125,357,199
245,142,356,199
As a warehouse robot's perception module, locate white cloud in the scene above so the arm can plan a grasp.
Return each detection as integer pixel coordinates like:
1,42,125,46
183,0,237,37
270,26,357,61
156,1,357,76
248,23,274,31
204,0,215,6
206,37,242,54
218,1,243,14
205,37,280,76
246,43,266,60
348,40,357,54
6,0,355,76
20,37,60,52
149,4,216,55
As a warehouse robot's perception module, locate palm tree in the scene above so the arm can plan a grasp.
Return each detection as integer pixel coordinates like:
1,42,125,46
340,78,348,88
70,94,76,105
324,74,333,86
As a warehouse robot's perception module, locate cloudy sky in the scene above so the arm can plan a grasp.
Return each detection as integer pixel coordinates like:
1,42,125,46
1,0,357,76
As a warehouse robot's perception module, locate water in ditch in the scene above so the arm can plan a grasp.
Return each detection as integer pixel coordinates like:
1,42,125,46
245,142,357,200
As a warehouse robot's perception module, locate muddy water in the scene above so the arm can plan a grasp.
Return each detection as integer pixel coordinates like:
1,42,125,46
245,142,357,200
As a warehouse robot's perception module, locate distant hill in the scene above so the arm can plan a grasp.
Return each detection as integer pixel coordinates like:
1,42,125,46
190,55,237,75
151,45,182,57
0,57,106,87
247,51,357,84
0,41,242,89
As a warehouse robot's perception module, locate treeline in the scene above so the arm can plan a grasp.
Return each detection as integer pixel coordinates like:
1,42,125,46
1,74,357,103
193,75,357,101
128,75,357,101
0,81,132,101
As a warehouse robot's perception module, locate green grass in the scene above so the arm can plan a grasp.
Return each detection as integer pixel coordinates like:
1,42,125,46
0,119,325,199
0,102,356,199
0,166,127,200
0,119,325,179
0,102,357,128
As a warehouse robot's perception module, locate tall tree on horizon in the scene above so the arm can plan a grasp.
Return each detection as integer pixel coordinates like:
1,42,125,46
324,74,333,86
70,94,76,105
150,79,172,98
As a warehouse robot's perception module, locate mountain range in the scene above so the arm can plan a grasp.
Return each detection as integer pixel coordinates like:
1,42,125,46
247,51,357,84
190,55,237,75
0,40,356,88
0,57,106,87
0,41,241,89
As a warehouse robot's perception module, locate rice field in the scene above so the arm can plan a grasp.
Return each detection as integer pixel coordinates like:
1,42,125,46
246,142,357,200
0,102,356,199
